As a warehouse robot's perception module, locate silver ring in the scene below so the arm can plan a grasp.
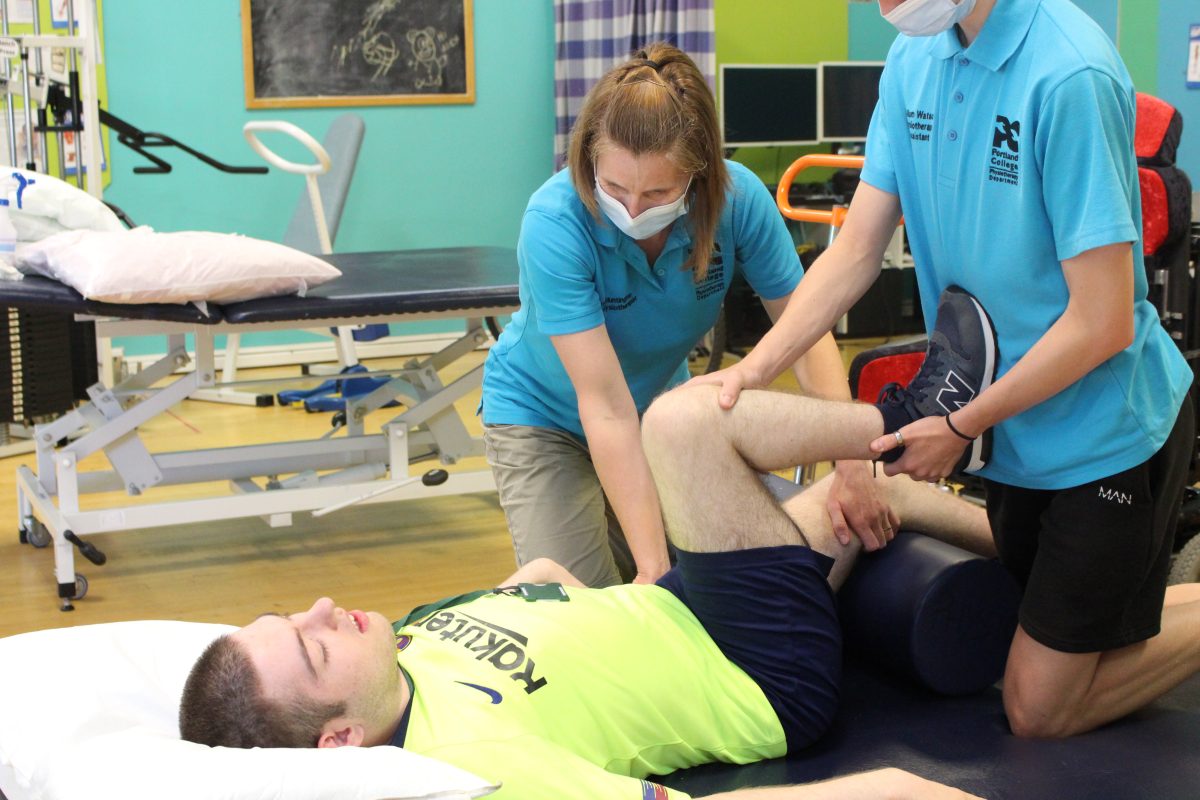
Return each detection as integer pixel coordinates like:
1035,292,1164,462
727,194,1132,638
893,430,905,447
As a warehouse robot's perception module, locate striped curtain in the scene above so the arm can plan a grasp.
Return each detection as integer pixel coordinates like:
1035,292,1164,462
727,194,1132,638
553,0,716,169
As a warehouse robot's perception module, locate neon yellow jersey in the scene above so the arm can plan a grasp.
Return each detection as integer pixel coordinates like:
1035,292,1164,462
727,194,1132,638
392,583,786,800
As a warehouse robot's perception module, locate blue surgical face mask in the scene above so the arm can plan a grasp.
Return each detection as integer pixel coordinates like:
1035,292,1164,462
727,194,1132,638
883,0,977,37
594,177,691,240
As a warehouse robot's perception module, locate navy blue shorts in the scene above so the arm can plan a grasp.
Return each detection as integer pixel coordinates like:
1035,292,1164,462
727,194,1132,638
656,545,842,751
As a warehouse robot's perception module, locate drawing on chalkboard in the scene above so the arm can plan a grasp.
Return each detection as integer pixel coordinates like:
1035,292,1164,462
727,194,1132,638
407,27,459,89
333,0,401,81
241,0,474,108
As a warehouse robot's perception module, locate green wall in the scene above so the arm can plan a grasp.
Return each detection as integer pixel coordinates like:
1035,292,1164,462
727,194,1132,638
715,0,848,185
1119,0,1159,93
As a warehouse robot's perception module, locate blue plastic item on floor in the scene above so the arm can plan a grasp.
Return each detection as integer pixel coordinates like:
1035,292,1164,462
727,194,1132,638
276,364,400,412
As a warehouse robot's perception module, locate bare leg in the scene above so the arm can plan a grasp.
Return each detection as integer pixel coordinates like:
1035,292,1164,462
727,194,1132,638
641,385,881,557
641,384,992,588
1004,585,1200,737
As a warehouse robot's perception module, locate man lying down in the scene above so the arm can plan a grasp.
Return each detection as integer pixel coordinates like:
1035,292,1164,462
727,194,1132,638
179,295,997,800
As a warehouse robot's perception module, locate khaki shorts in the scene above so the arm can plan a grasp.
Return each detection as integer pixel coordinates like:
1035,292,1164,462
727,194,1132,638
483,424,635,588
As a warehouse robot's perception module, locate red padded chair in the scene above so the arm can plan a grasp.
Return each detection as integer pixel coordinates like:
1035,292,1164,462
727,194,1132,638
1135,92,1194,348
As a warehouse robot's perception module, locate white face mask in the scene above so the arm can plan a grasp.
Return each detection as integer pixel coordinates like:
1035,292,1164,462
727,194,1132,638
594,177,691,240
883,0,977,37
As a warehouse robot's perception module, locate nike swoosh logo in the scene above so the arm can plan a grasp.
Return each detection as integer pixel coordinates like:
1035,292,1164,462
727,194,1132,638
456,681,503,704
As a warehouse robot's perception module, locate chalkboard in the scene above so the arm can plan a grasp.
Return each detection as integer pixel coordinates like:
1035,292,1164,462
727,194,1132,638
241,0,474,108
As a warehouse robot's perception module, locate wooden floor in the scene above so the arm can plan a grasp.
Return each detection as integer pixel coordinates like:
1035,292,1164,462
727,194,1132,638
0,342,886,638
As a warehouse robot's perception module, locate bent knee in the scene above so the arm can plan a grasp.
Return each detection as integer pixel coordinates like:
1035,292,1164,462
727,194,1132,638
1003,681,1077,739
642,384,722,453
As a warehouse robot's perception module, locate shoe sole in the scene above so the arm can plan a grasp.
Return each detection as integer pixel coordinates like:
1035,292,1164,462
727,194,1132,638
957,293,997,474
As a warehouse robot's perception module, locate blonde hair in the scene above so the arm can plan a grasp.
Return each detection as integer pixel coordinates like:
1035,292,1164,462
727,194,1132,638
568,42,728,281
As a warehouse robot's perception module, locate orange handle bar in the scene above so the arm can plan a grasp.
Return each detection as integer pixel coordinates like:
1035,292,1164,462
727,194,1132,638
775,154,865,227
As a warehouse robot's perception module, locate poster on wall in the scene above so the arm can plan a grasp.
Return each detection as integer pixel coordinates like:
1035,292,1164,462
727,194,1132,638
241,0,475,108
0,1,34,25
0,114,45,169
58,111,107,176
1188,25,1200,89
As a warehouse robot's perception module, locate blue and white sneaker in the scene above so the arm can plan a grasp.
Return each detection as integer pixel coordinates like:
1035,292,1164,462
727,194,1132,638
876,285,998,475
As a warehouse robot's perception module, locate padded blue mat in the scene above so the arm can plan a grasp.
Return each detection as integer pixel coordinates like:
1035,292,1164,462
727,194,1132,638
662,661,1200,799
221,247,519,323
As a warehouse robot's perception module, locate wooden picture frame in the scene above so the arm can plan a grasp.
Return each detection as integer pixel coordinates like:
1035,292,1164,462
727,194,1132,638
241,0,475,109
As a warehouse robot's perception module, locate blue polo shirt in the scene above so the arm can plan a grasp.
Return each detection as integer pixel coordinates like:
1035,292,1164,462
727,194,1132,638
482,160,802,438
861,0,1190,489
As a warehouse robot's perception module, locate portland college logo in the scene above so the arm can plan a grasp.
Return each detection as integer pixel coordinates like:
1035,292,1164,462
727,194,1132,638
987,115,1020,187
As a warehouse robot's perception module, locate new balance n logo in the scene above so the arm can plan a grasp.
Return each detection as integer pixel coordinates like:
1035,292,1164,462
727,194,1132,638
935,370,976,413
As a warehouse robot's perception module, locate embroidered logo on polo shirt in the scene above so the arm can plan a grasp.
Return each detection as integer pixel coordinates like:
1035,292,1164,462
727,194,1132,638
602,293,637,312
906,108,934,142
694,242,725,301
987,115,1020,186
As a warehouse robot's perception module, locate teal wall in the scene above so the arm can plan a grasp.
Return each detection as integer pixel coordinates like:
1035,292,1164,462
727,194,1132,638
101,1,554,355
102,2,1195,253
1071,0,1118,39
101,1,555,249
848,3,895,60
101,2,1195,357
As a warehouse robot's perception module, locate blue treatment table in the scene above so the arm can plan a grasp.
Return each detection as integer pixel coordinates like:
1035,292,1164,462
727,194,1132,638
9,247,519,610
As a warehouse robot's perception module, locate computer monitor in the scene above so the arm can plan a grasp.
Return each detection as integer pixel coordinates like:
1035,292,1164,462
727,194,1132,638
719,64,818,148
818,61,885,143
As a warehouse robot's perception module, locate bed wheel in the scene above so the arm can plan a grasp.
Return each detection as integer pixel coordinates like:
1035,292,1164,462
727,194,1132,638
1169,534,1200,585
57,574,87,611
25,519,50,548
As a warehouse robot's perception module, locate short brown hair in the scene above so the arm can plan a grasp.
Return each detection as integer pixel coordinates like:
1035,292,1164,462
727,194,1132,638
567,42,728,281
179,635,346,749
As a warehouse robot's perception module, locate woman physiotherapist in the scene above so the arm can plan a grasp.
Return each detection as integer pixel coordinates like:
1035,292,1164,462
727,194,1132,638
480,43,895,588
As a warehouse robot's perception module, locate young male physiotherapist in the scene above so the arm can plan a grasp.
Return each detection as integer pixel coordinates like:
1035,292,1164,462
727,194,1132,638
694,0,1200,738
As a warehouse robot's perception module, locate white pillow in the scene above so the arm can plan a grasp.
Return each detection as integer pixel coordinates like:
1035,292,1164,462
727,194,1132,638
15,227,342,305
2,168,125,244
0,621,498,800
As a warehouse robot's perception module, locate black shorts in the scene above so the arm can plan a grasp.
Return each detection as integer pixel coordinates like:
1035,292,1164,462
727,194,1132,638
984,395,1194,653
656,545,842,752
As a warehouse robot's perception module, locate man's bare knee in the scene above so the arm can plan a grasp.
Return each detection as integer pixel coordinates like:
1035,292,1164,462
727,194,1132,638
642,384,723,463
